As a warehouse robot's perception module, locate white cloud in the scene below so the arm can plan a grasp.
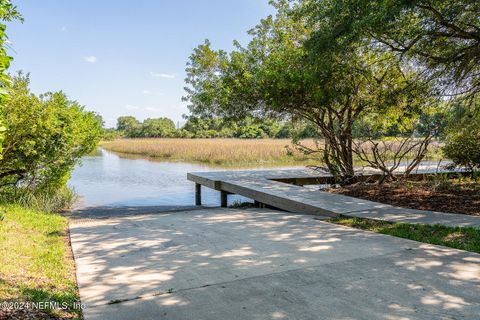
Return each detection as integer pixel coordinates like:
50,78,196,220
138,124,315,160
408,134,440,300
61,26,67,32
125,104,140,110
150,72,175,79
83,55,97,63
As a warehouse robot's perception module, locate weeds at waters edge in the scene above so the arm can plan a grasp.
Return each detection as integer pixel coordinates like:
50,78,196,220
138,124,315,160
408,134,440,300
229,201,257,208
0,187,77,213
329,216,480,254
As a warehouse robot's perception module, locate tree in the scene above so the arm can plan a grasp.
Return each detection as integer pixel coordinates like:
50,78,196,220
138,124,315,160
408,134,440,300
0,1,22,158
117,116,141,137
141,117,176,137
0,73,103,192
182,115,284,138
184,1,434,182
304,0,480,96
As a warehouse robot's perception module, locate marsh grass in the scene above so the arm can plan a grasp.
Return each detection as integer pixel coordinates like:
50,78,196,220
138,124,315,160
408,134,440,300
0,204,81,319
101,138,319,166
101,138,443,167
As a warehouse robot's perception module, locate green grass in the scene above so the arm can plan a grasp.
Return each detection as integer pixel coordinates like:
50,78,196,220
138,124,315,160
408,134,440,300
0,204,82,319
329,216,480,254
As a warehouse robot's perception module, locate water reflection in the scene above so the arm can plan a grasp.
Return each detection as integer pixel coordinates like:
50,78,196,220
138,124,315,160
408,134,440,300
68,149,302,208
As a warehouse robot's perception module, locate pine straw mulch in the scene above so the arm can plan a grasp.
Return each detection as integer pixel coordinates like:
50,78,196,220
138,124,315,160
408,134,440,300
330,180,480,216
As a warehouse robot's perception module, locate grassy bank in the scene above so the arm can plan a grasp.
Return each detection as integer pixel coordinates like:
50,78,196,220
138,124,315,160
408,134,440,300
329,216,480,254
101,138,318,166
0,204,81,319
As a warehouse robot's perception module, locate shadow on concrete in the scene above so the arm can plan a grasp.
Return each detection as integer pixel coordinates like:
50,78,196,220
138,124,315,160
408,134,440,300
69,207,480,320
70,205,209,219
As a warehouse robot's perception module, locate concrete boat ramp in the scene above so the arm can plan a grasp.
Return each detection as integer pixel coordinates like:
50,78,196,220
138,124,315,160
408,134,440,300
188,168,480,228
70,168,480,319
71,207,480,320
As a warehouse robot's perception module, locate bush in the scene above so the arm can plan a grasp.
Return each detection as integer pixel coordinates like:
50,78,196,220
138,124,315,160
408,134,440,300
0,73,102,197
443,100,480,170
234,125,265,139
102,128,124,140
195,129,220,138
175,129,194,138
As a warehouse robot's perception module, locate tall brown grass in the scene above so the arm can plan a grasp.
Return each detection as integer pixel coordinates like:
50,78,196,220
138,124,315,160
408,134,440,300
100,138,318,166
100,138,444,168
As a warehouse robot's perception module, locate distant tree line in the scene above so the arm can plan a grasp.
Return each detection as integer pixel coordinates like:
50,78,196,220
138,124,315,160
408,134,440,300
109,108,456,141
111,115,319,139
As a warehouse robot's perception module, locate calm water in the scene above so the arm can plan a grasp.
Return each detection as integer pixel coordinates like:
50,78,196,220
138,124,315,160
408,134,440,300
68,149,446,209
68,149,299,208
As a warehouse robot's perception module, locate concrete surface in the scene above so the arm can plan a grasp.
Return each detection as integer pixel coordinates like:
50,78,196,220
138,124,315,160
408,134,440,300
189,170,480,228
70,208,480,320
70,205,206,219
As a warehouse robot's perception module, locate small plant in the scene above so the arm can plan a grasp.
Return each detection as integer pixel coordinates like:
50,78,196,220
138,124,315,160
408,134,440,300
405,181,414,190
229,200,256,209
0,208,5,221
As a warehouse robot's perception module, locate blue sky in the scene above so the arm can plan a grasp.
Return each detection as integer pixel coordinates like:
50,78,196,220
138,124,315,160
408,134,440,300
7,0,273,127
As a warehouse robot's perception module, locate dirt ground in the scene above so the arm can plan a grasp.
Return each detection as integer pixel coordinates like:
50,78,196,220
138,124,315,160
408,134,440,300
330,181,480,216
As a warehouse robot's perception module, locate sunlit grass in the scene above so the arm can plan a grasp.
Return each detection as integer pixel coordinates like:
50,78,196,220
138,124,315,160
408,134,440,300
101,138,320,167
0,204,81,319
329,216,480,253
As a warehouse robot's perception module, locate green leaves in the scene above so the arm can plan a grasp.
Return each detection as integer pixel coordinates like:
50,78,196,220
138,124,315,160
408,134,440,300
184,1,438,180
0,73,103,192
443,98,480,169
0,0,23,159
306,0,480,95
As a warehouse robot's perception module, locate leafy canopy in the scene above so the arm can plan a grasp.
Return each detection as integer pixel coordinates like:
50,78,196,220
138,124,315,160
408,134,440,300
184,0,436,179
303,0,480,96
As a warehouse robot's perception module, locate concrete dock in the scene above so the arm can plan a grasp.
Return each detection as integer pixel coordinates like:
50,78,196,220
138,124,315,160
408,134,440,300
188,168,480,228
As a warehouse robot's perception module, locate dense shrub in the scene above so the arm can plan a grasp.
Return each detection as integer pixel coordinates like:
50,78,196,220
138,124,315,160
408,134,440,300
0,73,102,195
443,103,480,169
102,128,124,140
234,125,265,139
